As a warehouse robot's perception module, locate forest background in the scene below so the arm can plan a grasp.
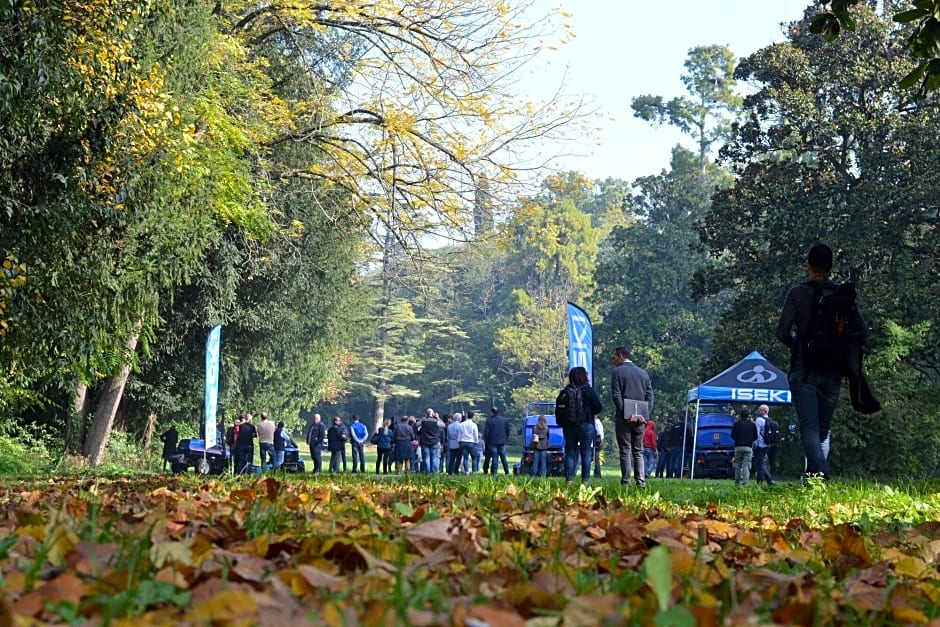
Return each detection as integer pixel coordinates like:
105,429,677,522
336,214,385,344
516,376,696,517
1,0,939,479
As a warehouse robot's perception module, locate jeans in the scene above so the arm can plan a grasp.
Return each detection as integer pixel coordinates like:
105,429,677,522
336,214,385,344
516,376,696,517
616,420,645,485
460,442,480,473
643,447,656,478
260,443,275,469
733,446,754,485
654,446,669,477
421,445,441,474
351,442,365,472
447,448,462,474
789,368,840,478
668,443,684,478
752,446,773,484
376,448,391,474
309,446,322,474
488,445,509,474
532,449,547,477
564,422,595,483
273,449,285,469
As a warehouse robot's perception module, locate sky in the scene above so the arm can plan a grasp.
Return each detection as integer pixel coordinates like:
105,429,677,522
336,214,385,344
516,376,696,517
524,0,814,183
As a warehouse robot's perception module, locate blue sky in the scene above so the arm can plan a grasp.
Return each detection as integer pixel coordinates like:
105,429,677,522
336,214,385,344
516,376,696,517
525,0,813,183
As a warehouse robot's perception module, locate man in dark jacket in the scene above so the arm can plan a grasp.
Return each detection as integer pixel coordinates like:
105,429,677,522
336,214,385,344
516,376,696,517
610,345,654,487
160,426,178,472
775,241,867,480
483,407,511,475
306,413,326,474
234,413,257,474
731,408,758,486
327,416,348,473
418,410,443,473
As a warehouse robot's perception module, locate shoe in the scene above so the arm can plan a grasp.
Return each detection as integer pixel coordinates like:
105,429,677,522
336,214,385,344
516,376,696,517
636,482,646,488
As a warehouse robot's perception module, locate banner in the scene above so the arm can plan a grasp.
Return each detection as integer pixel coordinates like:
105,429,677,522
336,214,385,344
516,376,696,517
204,325,221,448
566,302,593,384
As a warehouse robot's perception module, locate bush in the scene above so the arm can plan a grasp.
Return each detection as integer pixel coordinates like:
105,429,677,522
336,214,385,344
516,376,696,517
0,423,58,475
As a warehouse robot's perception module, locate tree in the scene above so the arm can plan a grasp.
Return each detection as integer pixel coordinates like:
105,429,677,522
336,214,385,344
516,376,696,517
813,0,940,95
695,5,940,476
594,147,728,420
631,45,742,181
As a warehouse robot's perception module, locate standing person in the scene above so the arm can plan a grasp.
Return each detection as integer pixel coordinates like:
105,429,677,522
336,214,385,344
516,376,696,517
234,413,257,474
375,419,393,474
752,405,775,485
458,412,481,474
655,421,673,478
593,417,604,478
530,415,550,477
611,345,654,487
273,421,288,470
159,425,179,473
669,421,686,479
775,241,867,480
731,408,758,486
349,415,368,473
562,366,603,484
642,420,658,479
306,413,326,474
257,412,275,470
419,410,443,473
483,406,511,475
446,414,463,475
327,417,347,473
393,416,416,475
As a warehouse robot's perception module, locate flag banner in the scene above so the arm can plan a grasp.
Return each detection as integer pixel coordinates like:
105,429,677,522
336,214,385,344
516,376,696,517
204,325,221,448
566,302,593,384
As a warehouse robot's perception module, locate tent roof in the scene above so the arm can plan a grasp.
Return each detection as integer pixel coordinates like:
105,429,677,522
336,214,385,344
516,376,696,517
687,351,791,404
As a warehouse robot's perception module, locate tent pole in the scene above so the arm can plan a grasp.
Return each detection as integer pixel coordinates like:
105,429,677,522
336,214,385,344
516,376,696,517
690,398,701,479
681,400,691,480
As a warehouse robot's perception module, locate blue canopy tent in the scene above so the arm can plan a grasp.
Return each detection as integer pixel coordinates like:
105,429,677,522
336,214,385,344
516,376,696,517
683,351,791,479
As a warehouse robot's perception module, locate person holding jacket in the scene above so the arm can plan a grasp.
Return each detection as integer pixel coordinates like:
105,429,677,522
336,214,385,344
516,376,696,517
611,345,654,487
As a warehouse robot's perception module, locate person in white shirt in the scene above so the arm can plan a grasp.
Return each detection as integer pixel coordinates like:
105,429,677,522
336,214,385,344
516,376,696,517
458,412,480,474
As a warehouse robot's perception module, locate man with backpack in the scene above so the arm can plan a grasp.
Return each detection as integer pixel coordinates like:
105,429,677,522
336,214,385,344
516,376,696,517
776,241,868,480
751,404,776,486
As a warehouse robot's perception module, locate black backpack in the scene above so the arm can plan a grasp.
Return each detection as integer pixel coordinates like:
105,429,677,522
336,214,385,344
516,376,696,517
763,417,781,445
555,384,586,428
801,281,864,377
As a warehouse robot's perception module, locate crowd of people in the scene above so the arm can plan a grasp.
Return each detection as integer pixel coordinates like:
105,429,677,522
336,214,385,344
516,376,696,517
161,241,861,485
301,407,516,476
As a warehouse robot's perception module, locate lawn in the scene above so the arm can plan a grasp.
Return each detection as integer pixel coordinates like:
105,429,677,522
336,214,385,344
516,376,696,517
2,470,940,625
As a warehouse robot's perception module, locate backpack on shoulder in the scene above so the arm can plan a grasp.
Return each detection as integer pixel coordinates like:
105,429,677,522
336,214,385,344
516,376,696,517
555,384,585,428
763,417,781,445
801,281,864,378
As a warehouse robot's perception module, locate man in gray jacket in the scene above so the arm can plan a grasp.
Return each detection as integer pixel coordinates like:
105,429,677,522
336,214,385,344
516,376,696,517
610,345,654,487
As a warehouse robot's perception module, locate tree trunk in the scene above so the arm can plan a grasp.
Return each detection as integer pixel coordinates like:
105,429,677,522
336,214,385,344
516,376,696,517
372,396,386,433
66,380,90,454
142,412,156,459
83,328,140,466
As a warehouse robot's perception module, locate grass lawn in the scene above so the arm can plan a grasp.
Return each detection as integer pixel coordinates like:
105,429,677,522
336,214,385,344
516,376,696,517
2,463,939,625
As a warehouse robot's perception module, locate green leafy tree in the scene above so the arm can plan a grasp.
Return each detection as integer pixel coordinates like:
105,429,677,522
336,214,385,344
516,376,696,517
695,5,940,476
631,45,742,180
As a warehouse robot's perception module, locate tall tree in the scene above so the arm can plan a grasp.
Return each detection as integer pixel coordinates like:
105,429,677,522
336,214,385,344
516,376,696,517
694,5,940,475
631,45,742,181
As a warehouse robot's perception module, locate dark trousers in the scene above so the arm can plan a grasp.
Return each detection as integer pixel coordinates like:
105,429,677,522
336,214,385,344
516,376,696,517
376,448,391,473
234,447,253,474
309,446,322,473
655,446,670,477
487,445,509,474
329,449,344,472
447,448,462,474
616,421,645,485
351,443,365,472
